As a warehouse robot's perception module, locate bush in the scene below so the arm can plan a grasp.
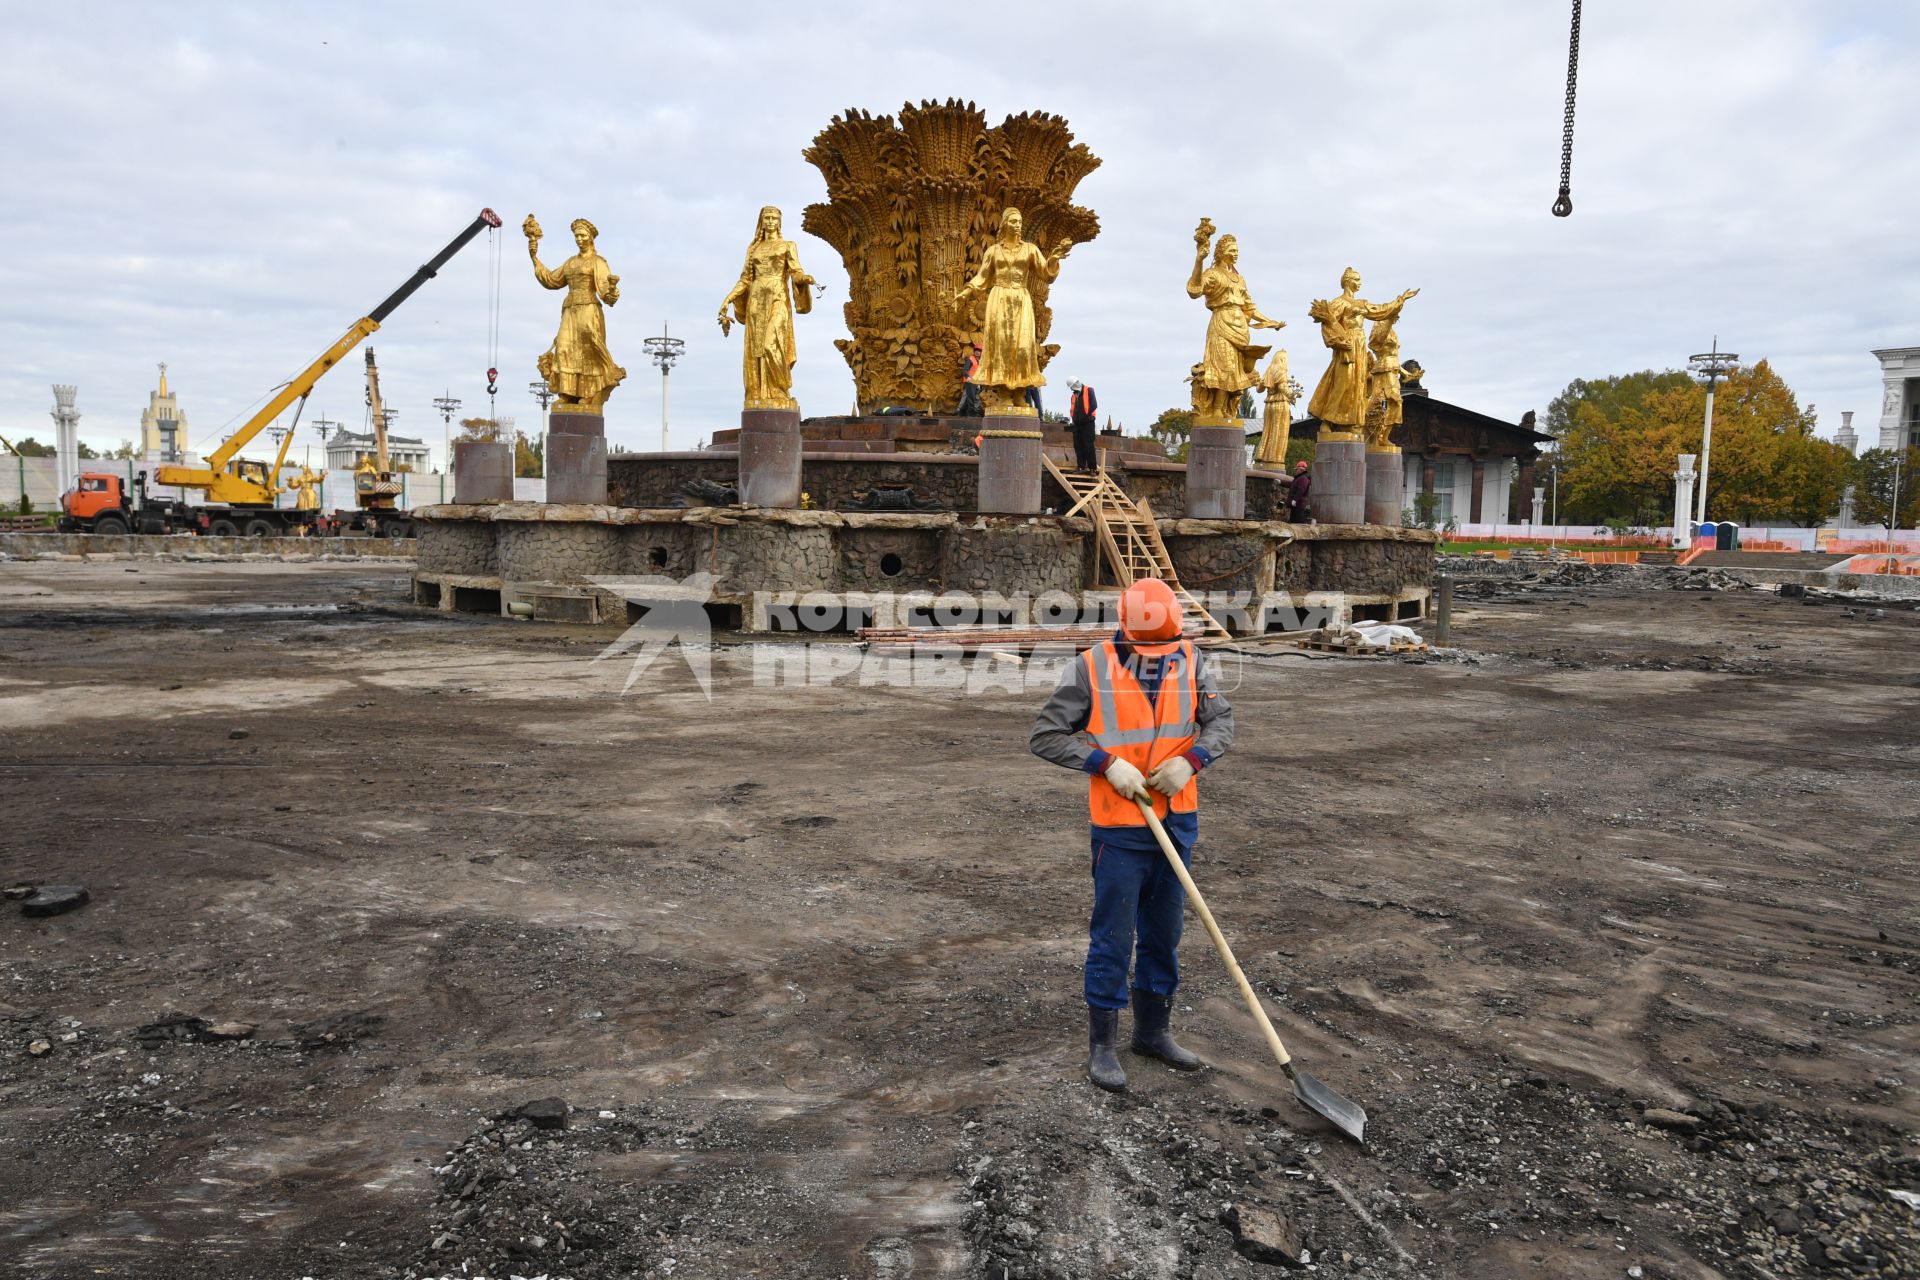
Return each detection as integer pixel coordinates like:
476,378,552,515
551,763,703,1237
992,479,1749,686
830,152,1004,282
17,494,31,515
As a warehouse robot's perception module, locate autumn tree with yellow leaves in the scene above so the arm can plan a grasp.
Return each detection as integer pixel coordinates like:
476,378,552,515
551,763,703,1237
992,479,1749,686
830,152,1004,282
1547,361,1851,526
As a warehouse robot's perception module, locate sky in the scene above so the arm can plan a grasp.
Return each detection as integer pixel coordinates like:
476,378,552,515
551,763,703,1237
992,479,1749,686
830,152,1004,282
2,1,1914,467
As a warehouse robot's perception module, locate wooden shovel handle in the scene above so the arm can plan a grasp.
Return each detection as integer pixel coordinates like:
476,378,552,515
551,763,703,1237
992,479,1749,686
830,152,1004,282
1135,795,1293,1070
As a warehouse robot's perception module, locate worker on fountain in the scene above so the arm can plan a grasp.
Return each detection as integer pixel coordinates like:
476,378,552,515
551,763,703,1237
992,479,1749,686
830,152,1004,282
1029,578,1235,1091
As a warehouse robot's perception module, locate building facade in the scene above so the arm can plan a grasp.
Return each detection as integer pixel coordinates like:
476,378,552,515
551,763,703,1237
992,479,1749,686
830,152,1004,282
325,430,432,473
1872,347,1920,452
1292,374,1554,523
138,364,188,462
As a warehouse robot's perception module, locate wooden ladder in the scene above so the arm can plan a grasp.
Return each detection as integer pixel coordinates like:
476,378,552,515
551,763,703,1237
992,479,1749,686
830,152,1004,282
1045,456,1232,642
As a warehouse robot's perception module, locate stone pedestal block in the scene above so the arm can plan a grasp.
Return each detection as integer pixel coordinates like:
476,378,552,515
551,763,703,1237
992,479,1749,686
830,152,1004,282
977,421,1043,514
1311,436,1367,525
1364,447,1406,526
1186,425,1247,519
453,441,513,503
737,406,803,508
546,410,607,505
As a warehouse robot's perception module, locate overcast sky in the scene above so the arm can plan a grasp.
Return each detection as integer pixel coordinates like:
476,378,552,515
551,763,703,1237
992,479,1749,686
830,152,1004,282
2,1,1913,465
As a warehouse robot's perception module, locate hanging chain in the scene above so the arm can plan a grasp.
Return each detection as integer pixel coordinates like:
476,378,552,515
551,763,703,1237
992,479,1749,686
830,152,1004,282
1552,0,1582,217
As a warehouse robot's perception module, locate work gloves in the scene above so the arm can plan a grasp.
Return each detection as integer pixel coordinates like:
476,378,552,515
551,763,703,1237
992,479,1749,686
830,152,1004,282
1103,758,1149,801
1147,756,1194,797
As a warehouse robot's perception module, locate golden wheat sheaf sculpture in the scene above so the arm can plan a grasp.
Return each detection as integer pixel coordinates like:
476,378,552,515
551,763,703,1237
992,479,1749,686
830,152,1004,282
802,100,1102,415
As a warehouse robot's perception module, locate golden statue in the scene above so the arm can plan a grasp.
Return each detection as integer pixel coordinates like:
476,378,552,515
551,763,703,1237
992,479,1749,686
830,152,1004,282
1186,219,1285,425
1363,310,1408,449
717,206,816,410
952,208,1070,415
283,465,322,511
525,215,627,411
1254,349,1296,467
1306,268,1416,436
802,101,1101,413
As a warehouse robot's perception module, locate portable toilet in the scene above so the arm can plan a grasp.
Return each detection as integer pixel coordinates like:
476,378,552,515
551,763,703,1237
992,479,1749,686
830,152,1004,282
1715,522,1741,550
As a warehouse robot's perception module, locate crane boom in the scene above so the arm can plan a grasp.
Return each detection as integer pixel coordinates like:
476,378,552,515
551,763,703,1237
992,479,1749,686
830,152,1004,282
156,207,502,506
366,348,388,472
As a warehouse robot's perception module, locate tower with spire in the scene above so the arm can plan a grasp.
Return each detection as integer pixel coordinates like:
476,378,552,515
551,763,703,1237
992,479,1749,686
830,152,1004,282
140,362,189,462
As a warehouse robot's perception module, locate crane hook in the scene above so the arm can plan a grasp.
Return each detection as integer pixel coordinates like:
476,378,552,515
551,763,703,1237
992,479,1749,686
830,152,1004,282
1552,0,1582,217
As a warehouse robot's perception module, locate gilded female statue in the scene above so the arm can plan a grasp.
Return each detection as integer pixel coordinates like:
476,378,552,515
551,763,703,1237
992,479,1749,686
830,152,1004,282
1363,310,1408,448
524,215,627,410
953,208,1070,414
1187,219,1286,424
1254,349,1296,467
1306,268,1416,432
717,206,816,409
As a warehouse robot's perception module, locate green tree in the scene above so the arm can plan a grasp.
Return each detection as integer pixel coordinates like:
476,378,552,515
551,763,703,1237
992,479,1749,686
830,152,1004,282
109,440,140,459
1771,434,1852,527
1148,408,1194,461
1852,448,1920,529
6,436,54,457
1553,361,1824,525
514,431,544,478
1543,370,1694,438
76,440,99,460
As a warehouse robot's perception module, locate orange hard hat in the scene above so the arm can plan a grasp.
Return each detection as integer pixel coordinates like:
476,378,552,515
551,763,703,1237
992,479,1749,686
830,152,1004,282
1119,578,1183,651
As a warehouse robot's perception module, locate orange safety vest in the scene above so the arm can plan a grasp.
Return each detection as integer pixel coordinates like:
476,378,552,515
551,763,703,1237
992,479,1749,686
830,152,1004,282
1072,386,1093,419
1082,638,1199,826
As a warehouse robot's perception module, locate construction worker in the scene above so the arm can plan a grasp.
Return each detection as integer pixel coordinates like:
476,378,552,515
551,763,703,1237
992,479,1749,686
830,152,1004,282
1068,379,1099,471
1029,577,1235,1091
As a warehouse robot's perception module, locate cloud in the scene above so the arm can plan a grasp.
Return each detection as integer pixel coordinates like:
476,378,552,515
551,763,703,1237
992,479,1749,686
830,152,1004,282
1,0,1913,461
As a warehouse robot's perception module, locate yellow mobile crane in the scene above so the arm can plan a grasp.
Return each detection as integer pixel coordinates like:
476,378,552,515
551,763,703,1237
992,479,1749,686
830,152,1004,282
144,208,502,536
336,347,415,537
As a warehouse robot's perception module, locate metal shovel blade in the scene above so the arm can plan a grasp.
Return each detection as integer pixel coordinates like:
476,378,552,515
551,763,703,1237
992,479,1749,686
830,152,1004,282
1291,1066,1368,1145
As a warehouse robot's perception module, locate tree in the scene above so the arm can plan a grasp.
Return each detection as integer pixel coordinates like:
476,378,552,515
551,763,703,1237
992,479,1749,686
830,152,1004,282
1552,360,1826,525
514,431,544,478
109,440,140,460
455,417,504,443
1148,408,1193,462
1771,434,1852,527
1544,370,1693,439
6,436,54,457
76,440,99,460
1852,448,1920,530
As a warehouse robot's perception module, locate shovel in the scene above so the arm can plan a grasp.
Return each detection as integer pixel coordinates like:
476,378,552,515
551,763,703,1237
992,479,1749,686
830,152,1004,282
1134,794,1369,1145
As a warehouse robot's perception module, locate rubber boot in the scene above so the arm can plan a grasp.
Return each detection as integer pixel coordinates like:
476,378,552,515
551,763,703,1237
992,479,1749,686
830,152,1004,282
1130,989,1204,1070
1087,1007,1127,1092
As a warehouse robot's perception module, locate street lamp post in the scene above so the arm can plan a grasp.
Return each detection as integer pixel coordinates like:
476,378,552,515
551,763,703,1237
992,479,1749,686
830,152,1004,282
1689,339,1740,526
643,323,686,453
529,381,555,482
433,393,462,475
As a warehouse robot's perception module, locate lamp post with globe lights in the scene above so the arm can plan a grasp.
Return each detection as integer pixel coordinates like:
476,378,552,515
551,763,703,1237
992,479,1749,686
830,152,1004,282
1689,340,1740,525
433,392,462,475
530,380,555,482
643,324,686,453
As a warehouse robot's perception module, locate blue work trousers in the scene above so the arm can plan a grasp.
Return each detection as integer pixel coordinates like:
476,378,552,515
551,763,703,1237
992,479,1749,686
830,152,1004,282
1085,815,1195,1010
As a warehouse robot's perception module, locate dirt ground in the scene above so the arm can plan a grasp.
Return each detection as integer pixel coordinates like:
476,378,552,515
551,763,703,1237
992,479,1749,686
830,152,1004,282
0,558,1915,1280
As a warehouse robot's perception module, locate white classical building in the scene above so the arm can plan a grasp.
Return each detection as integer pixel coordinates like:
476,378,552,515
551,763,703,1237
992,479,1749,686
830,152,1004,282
325,429,432,473
1872,346,1920,452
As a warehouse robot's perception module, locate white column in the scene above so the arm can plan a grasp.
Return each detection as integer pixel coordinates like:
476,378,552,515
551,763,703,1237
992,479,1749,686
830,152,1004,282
50,385,80,498
1672,453,1698,550
1530,486,1545,526
1880,374,1905,452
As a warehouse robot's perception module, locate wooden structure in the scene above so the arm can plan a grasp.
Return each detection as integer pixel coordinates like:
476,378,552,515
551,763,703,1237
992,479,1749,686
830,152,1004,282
1044,456,1230,641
